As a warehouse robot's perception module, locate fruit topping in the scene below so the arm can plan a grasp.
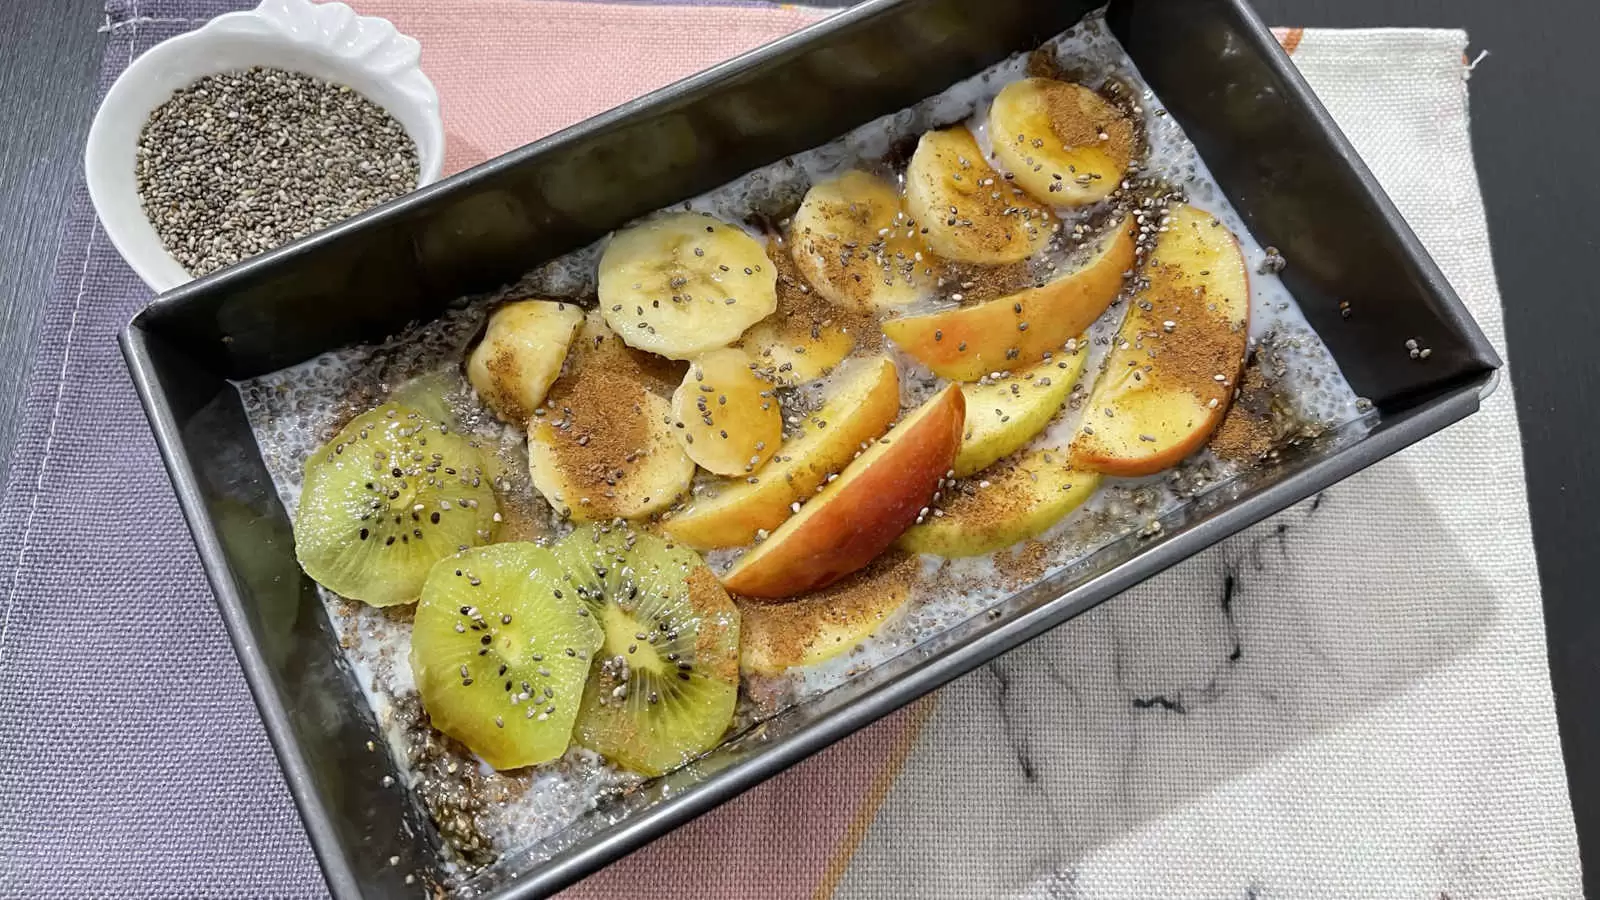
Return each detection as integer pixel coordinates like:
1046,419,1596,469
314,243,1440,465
295,403,499,607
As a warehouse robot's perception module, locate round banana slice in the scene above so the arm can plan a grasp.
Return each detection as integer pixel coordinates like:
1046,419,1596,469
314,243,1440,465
467,299,584,424
670,347,782,477
989,78,1135,207
790,170,934,312
739,232,862,385
598,212,778,360
904,128,1054,265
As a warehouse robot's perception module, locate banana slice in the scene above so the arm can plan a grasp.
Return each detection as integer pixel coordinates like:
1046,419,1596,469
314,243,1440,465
790,170,935,312
467,300,584,424
670,347,782,477
598,212,778,360
740,234,859,385
527,312,695,521
904,128,1053,265
989,78,1135,207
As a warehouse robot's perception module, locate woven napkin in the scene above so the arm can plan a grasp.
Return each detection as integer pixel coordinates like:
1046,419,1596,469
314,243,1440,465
0,2,1579,898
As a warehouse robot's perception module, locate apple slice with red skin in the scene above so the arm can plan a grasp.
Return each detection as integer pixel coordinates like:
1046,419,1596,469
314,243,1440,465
1069,204,1251,477
662,357,900,550
881,216,1135,382
721,385,966,598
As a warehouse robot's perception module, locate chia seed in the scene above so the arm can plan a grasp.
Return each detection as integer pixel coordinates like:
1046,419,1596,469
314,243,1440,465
135,66,419,276
1258,246,1288,275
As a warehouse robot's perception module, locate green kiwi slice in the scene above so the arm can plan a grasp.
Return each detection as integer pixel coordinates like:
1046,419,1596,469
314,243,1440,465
294,403,499,606
557,524,740,777
389,369,464,431
411,543,604,770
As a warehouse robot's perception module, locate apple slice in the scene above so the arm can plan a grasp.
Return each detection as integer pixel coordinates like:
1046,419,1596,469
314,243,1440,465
738,552,920,675
1069,204,1250,477
881,216,1135,382
661,357,900,550
953,341,1088,478
721,385,965,598
899,448,1100,558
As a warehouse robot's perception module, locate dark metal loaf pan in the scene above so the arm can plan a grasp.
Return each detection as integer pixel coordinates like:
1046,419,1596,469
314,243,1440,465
121,0,1500,896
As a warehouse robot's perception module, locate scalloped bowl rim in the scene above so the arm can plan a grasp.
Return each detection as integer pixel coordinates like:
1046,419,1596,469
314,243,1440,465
85,0,445,294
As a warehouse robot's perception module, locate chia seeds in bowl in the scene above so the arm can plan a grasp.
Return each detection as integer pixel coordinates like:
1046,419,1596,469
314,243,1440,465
135,66,420,277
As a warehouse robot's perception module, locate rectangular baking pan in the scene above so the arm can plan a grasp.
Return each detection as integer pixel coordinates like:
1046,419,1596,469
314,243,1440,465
121,0,1501,896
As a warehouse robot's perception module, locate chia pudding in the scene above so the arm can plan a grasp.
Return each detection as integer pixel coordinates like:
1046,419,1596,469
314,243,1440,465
236,11,1364,893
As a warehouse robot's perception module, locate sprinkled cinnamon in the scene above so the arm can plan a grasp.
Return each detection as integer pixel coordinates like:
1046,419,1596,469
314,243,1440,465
535,315,683,516
934,458,1033,529
736,553,919,668
1209,354,1275,464
1003,539,1053,586
935,260,1035,304
687,566,740,682
1039,83,1134,171
771,234,879,353
1210,340,1328,465
486,448,550,543
1113,223,1247,409
479,343,532,422
1026,49,1071,81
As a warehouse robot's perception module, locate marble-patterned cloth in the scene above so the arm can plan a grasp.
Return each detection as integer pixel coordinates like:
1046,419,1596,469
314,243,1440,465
832,29,1582,900
0,2,1579,898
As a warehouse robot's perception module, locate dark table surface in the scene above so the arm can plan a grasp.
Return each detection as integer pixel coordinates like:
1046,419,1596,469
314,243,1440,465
2,0,1594,892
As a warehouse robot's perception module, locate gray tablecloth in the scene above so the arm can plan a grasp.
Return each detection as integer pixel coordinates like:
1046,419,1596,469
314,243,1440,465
0,2,326,896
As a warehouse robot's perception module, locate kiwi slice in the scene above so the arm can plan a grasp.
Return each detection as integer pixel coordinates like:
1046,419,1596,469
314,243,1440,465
294,403,499,606
411,543,603,770
556,525,740,776
389,369,464,431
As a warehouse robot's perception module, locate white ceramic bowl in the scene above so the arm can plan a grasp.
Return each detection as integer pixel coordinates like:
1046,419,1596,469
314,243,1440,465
85,0,444,294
